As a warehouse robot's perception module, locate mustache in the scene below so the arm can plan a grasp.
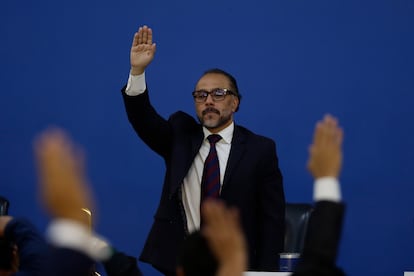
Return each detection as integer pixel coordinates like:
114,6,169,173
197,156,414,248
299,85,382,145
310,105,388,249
202,108,220,116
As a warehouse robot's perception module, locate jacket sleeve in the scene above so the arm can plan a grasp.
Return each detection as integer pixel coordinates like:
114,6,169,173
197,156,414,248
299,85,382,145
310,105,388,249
103,249,143,276
293,201,346,276
121,86,173,158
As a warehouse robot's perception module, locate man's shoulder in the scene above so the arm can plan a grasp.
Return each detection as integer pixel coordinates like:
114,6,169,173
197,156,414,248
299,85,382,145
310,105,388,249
168,111,200,131
235,125,276,144
169,111,197,123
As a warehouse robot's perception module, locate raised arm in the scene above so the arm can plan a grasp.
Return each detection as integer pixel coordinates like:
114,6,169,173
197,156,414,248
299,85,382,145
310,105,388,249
293,114,345,276
34,129,143,276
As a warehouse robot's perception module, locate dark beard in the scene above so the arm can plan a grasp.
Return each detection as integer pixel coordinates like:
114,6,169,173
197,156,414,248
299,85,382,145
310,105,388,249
198,113,232,131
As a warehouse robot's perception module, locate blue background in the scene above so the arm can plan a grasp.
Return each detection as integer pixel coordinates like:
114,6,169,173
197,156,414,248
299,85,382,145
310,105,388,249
1,0,413,275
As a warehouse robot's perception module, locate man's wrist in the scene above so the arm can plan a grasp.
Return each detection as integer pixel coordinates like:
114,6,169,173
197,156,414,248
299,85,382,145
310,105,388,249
47,219,113,261
126,70,146,96
313,177,341,202
130,67,145,76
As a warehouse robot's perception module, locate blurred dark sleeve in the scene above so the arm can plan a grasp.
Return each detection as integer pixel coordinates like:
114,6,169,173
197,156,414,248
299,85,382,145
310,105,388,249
103,249,143,276
293,201,346,276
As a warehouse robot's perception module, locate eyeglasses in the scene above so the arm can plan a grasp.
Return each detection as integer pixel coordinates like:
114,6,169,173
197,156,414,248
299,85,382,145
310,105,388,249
192,88,236,103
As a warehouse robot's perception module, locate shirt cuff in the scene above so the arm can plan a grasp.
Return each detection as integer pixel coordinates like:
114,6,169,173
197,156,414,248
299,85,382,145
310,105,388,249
125,71,146,96
313,177,341,202
47,219,113,261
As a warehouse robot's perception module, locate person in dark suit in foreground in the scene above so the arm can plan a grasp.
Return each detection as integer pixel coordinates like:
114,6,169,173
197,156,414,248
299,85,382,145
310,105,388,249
121,25,285,275
0,216,48,276
33,128,247,276
292,114,346,276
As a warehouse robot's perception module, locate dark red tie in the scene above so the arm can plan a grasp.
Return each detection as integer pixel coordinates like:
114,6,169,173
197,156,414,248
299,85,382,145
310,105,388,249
201,134,222,202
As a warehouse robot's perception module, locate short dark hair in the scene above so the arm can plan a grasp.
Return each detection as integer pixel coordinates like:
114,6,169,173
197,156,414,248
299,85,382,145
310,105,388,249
202,68,242,112
177,231,218,276
0,238,15,270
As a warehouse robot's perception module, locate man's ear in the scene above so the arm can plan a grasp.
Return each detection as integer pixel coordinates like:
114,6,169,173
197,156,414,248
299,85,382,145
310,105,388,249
232,96,240,112
176,266,185,276
11,245,19,272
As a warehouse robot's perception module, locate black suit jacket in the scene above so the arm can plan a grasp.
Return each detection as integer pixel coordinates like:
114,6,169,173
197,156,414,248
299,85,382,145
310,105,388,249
293,201,346,276
42,247,95,276
122,89,285,272
42,247,142,276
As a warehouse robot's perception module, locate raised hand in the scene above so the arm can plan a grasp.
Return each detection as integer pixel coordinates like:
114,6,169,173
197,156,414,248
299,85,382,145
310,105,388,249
130,25,156,75
33,128,95,226
307,114,343,179
201,199,247,276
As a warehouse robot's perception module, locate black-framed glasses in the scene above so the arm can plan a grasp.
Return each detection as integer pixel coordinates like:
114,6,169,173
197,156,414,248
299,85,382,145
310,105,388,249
192,88,236,103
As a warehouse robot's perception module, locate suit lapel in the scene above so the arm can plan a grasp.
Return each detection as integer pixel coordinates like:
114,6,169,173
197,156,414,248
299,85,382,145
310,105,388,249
170,127,204,196
222,126,247,192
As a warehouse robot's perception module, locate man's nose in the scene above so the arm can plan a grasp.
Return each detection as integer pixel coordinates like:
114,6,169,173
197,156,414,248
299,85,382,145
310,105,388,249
205,93,215,104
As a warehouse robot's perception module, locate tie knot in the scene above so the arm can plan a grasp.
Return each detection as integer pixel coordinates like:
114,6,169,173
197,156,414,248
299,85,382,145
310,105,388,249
207,134,222,145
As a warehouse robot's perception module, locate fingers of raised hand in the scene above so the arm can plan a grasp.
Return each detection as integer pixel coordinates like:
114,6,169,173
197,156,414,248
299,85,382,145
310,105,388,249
313,114,341,147
308,114,343,177
135,25,153,46
34,128,93,216
146,27,153,45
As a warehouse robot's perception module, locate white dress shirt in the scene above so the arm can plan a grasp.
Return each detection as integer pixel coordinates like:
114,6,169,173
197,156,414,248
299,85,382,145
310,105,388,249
182,123,233,232
47,219,112,261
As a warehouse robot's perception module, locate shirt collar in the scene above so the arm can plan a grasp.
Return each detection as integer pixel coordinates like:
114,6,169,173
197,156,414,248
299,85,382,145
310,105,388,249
202,122,234,144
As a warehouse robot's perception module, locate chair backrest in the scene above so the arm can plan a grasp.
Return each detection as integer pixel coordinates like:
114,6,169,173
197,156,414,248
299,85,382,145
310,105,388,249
0,196,10,216
284,202,313,253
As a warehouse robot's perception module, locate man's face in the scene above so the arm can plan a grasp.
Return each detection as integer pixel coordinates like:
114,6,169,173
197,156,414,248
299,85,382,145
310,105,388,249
194,73,239,133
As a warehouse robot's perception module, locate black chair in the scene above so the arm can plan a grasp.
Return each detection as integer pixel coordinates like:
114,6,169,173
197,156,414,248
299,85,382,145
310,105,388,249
284,202,313,253
0,196,9,216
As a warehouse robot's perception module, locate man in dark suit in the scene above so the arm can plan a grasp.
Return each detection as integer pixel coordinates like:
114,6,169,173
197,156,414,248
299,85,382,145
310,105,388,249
121,25,285,275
